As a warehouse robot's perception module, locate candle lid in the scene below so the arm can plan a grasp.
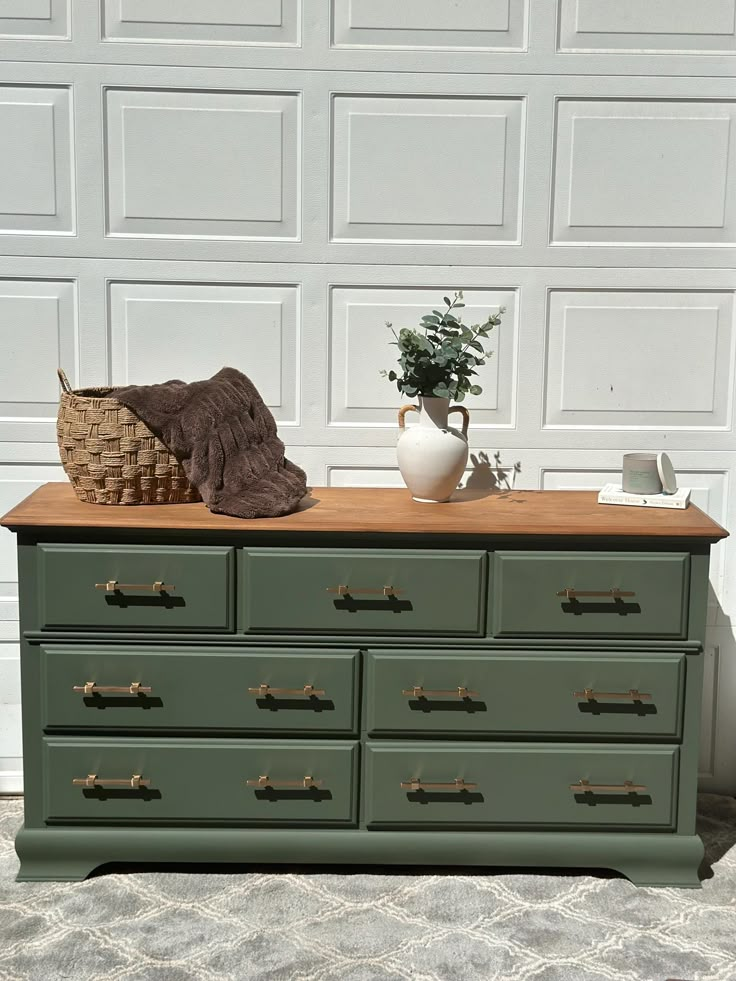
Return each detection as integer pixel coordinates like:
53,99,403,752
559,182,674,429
657,452,677,494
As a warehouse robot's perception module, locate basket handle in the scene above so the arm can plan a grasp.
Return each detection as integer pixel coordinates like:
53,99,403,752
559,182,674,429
57,368,73,394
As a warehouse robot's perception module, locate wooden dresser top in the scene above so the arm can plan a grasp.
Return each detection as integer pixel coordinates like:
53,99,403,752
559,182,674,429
0,482,728,541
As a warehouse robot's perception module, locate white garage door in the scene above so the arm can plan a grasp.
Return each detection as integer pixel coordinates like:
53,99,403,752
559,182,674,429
1,1,734,793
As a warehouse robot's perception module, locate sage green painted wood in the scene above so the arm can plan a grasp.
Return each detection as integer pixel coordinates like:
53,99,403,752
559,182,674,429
41,646,360,734
241,548,486,634
26,628,706,652
43,737,358,825
9,502,719,887
365,651,685,739
37,544,235,632
14,825,704,887
678,550,711,833
364,742,678,829
491,551,689,638
18,549,44,831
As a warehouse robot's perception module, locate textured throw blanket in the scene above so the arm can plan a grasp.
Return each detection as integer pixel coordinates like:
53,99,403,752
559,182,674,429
112,367,308,518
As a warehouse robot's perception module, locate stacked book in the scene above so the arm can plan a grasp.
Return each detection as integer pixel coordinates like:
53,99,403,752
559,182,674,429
598,483,691,510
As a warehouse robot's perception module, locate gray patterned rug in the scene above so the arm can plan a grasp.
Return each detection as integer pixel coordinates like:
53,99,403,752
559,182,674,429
1,796,735,981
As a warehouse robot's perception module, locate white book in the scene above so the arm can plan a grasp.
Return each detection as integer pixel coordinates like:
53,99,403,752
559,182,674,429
597,483,691,510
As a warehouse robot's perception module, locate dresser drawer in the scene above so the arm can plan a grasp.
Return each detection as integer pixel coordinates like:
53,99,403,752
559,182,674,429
241,549,486,635
41,646,359,734
365,651,685,739
37,545,235,632
491,552,689,638
364,742,677,829
43,738,358,825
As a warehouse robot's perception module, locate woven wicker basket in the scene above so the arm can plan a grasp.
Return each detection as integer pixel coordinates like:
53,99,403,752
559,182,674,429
56,368,201,505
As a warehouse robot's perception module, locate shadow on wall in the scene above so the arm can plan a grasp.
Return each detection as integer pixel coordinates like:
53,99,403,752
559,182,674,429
459,451,522,494
698,582,736,807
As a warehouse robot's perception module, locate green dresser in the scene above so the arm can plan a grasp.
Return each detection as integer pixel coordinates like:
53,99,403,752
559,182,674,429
1,483,728,886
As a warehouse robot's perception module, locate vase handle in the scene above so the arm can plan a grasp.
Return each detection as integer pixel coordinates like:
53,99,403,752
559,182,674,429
398,404,419,429
449,405,470,436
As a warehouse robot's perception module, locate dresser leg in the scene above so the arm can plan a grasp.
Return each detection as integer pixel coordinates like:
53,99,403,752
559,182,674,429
16,859,99,882
610,834,704,889
15,826,101,882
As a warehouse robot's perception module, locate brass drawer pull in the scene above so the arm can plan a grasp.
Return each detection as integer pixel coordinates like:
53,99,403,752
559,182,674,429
401,686,480,698
326,585,403,596
557,587,635,599
73,681,152,695
246,775,323,789
570,779,647,793
247,684,326,697
574,687,652,701
72,773,150,789
401,777,477,791
95,580,175,592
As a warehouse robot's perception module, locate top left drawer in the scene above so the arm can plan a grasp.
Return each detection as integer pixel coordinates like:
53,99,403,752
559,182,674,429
35,545,235,632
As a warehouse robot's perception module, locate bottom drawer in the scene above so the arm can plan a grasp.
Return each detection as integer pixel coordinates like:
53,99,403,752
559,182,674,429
365,742,678,830
43,738,358,826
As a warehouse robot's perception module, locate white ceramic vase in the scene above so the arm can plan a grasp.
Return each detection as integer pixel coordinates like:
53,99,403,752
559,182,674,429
396,396,470,503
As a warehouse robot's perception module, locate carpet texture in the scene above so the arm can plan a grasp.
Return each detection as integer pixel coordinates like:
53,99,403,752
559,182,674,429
1,796,735,981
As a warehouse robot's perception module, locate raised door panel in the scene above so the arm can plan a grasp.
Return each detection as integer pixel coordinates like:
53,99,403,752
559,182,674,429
0,86,74,235
0,280,77,442
544,290,734,430
559,0,736,52
0,0,69,39
332,0,526,49
105,88,300,240
108,281,300,425
331,95,524,244
552,100,736,246
329,287,516,428
103,0,300,45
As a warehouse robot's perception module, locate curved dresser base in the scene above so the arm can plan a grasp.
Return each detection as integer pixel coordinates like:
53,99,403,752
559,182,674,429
15,826,705,888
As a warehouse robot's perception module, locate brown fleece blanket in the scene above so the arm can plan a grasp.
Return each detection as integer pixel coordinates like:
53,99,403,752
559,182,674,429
112,367,307,518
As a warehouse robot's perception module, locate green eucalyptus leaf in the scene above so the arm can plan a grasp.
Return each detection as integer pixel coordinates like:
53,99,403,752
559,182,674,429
469,384,482,396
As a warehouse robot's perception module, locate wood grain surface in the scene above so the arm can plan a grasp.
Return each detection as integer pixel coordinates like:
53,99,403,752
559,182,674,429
0,482,728,540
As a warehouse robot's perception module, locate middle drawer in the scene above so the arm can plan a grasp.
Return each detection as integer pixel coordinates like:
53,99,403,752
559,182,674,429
41,646,359,734
240,548,487,635
365,651,686,739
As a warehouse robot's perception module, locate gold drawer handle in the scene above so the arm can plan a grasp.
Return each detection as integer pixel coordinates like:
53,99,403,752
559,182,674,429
326,585,403,596
557,587,635,599
246,775,323,789
401,778,477,791
73,681,152,695
247,684,326,697
570,779,647,793
402,686,480,698
574,688,651,701
95,580,175,592
72,773,150,789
